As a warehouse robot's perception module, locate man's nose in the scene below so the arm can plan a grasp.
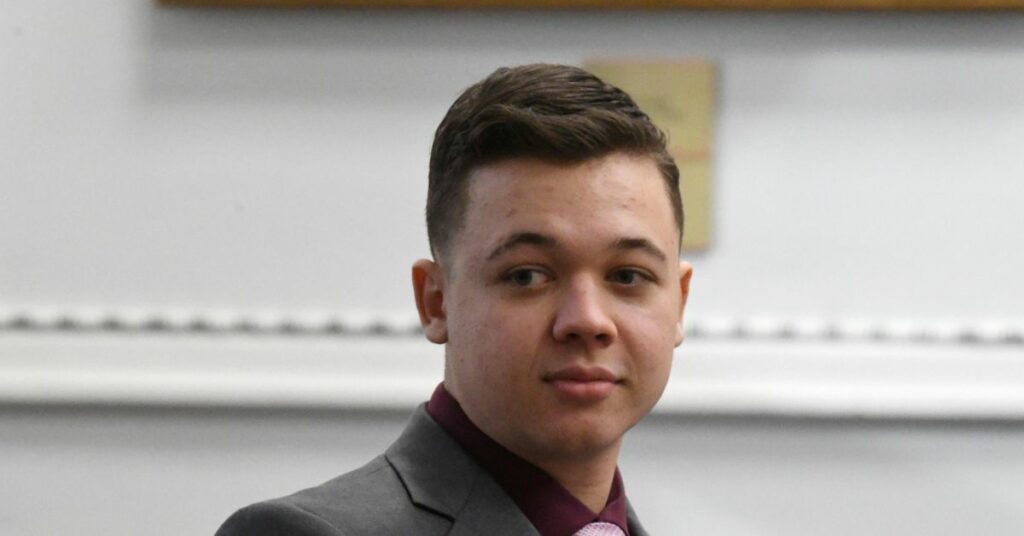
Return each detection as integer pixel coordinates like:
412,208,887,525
551,276,617,347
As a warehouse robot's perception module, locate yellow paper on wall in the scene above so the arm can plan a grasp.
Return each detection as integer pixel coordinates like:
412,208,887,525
583,60,715,251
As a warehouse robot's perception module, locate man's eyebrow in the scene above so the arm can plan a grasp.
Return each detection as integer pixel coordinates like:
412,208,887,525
486,232,558,261
613,237,668,263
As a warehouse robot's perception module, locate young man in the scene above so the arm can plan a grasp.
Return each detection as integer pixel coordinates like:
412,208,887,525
217,63,692,536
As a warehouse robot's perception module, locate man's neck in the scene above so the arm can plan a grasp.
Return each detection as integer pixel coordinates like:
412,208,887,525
428,383,632,533
529,443,622,513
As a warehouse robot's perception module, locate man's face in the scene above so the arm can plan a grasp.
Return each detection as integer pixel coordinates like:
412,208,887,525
415,152,691,466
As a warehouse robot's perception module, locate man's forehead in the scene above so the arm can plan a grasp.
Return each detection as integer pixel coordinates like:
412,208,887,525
440,153,679,270
484,231,670,264
464,154,663,209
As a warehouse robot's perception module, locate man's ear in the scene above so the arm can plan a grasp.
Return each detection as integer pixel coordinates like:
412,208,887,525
675,261,694,347
412,259,448,344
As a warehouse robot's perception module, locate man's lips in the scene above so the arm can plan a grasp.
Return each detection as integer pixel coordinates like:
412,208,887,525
544,365,620,383
543,365,621,402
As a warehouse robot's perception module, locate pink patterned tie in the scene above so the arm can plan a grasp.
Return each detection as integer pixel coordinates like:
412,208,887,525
573,521,626,536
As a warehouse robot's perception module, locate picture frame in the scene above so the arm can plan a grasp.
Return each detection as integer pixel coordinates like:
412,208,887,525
159,0,1024,10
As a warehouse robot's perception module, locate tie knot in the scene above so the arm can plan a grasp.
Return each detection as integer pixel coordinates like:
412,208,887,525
573,521,626,536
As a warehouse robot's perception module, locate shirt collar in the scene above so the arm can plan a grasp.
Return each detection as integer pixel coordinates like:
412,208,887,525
426,383,630,536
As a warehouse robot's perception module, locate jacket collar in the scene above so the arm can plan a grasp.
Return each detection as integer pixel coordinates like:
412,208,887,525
384,404,649,536
385,404,539,535
627,502,649,536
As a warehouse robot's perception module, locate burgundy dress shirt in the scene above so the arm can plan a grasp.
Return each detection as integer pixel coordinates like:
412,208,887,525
426,383,630,536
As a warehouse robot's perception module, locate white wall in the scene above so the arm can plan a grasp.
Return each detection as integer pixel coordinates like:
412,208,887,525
5,407,1024,536
4,4,1024,320
4,3,1024,535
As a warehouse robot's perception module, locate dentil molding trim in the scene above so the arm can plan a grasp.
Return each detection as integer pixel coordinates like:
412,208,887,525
2,308,1023,345
2,308,1023,419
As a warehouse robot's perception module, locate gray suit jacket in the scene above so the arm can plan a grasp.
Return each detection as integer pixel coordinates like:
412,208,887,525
216,405,650,536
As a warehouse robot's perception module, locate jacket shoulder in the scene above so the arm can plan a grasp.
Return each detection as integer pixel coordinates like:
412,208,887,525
215,456,450,536
215,500,343,536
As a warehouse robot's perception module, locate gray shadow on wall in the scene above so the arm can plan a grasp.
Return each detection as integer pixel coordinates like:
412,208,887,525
136,6,1024,105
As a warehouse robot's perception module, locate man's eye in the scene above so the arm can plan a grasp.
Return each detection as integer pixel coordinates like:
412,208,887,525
505,268,549,288
610,269,650,286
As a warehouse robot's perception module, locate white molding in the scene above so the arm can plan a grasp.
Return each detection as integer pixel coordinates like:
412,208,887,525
2,331,1022,419
0,335,443,410
661,340,1024,419
3,308,1024,345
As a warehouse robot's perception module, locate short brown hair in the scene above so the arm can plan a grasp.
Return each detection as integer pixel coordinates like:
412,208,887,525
426,63,683,260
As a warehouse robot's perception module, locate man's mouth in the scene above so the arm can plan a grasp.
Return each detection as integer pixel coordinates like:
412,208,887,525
543,365,621,402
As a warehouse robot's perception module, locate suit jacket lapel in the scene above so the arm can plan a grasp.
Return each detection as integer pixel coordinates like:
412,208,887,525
387,405,650,536
385,405,539,536
445,473,539,536
626,500,650,536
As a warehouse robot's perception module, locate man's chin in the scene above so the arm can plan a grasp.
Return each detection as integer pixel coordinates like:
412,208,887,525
525,421,627,462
